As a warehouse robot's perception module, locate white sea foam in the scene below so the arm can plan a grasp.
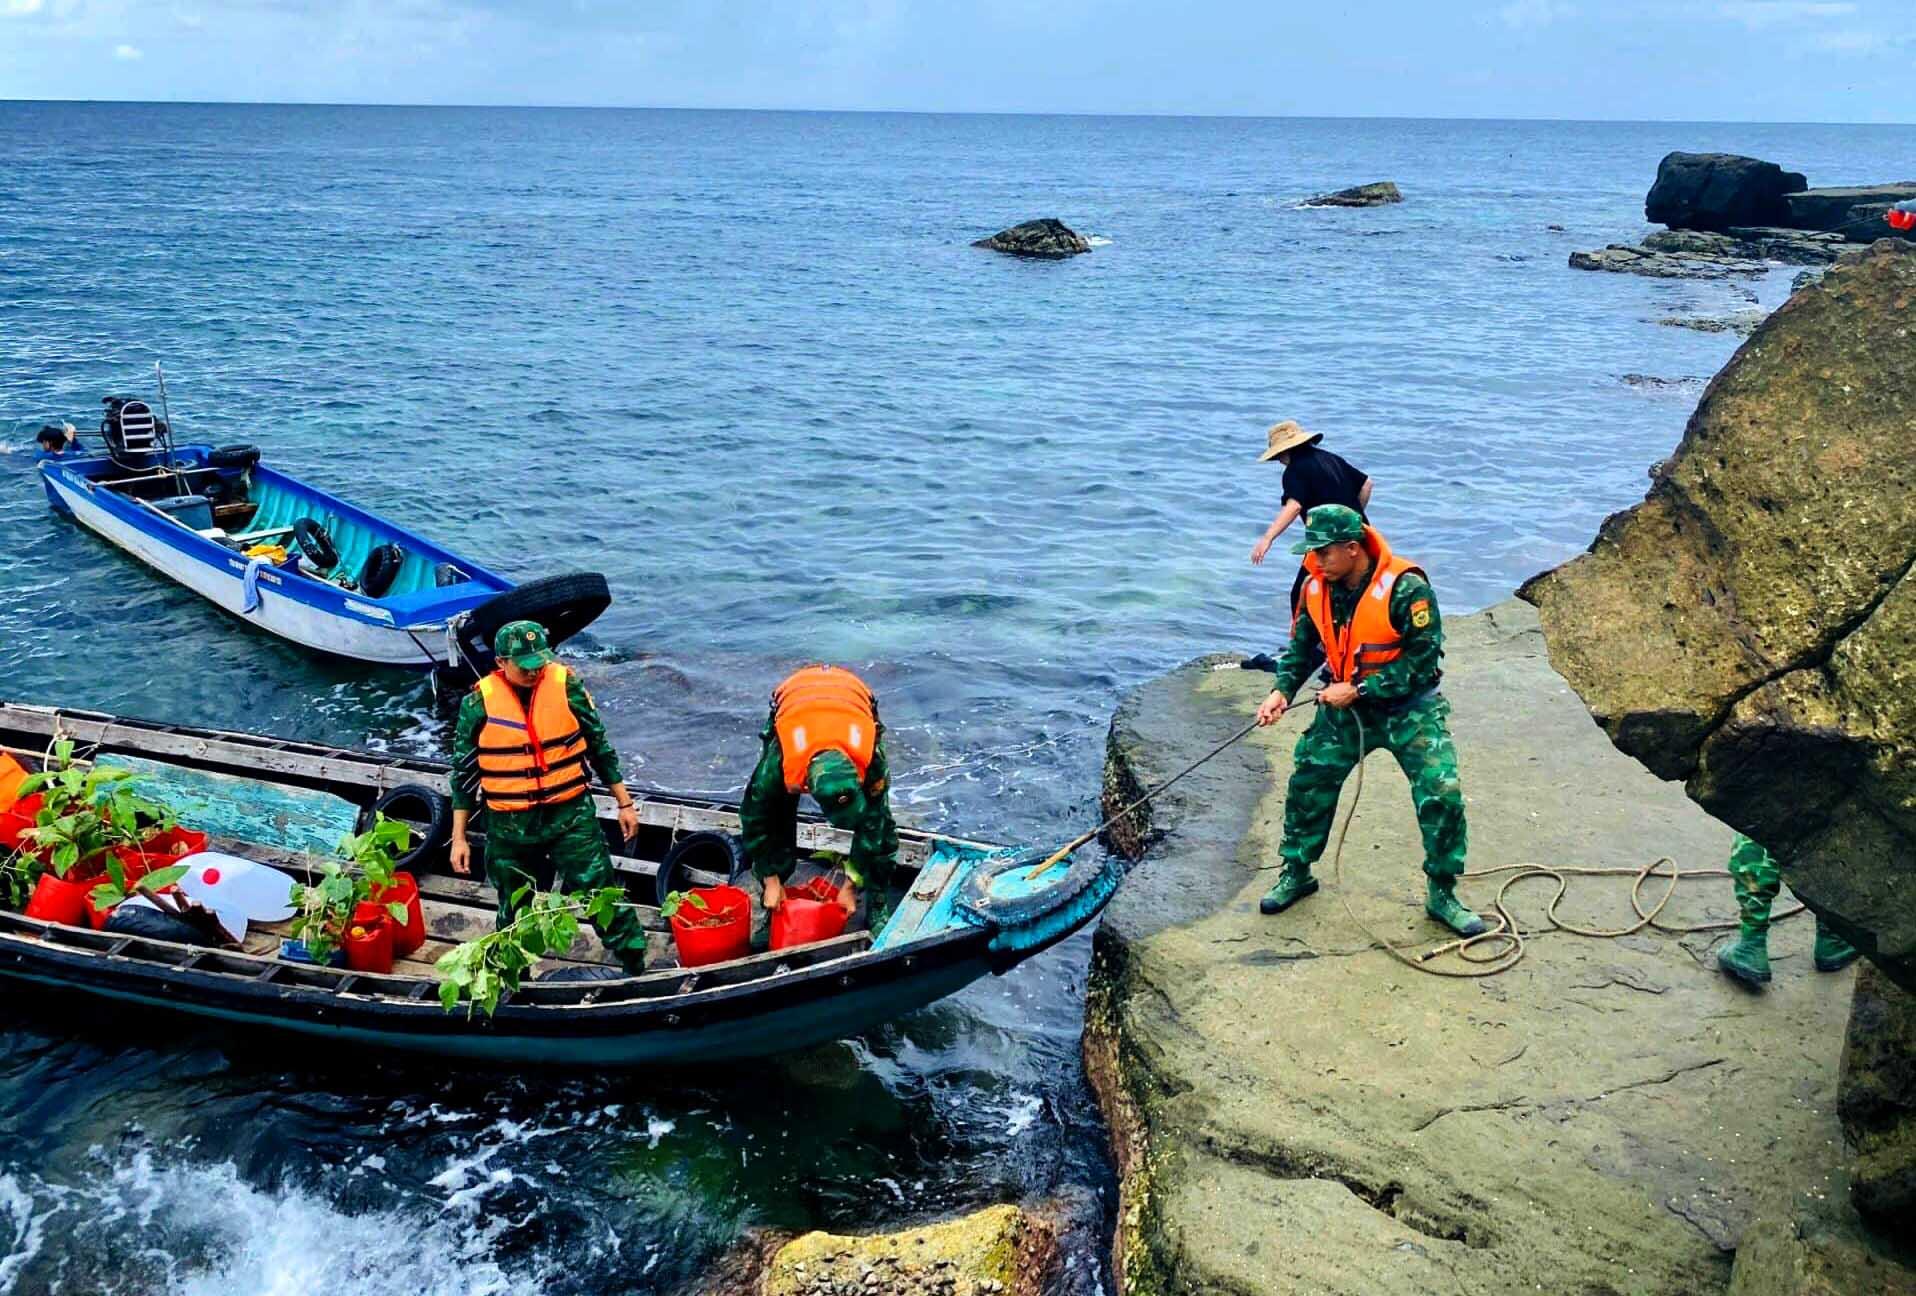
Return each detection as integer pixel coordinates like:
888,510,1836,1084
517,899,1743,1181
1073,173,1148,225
1084,234,1113,247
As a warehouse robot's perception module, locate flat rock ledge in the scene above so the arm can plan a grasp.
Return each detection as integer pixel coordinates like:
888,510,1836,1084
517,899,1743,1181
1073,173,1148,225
1084,601,1905,1294
755,1205,1056,1296
1570,229,1843,280
972,218,1091,259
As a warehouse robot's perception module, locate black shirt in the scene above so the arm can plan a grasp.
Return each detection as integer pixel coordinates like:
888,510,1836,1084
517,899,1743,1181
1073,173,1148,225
1280,444,1369,519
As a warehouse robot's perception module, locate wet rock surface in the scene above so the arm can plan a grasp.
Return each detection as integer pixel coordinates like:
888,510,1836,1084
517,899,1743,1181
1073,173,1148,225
758,1205,1055,1296
1839,962,1916,1227
1521,240,1916,991
1085,604,1871,1294
1304,181,1402,207
1786,184,1916,240
971,218,1091,259
1569,242,1767,279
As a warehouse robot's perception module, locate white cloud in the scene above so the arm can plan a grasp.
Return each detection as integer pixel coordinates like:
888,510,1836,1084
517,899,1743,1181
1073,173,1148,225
175,11,204,28
4,0,45,15
1717,2,1856,28
113,42,142,59
1498,0,1577,29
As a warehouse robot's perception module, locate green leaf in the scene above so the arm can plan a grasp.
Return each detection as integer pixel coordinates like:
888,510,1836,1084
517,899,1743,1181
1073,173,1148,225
386,901,410,925
89,881,125,907
137,864,189,893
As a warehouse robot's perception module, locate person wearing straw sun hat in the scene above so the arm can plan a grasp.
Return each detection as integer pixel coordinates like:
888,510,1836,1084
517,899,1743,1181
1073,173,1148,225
1249,420,1374,625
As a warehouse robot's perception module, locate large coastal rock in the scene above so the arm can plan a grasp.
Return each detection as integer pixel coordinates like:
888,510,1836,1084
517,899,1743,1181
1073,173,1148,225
1305,181,1402,208
1520,240,1916,990
759,1205,1054,1296
1839,962,1916,1227
1645,152,1807,231
971,218,1091,259
1570,242,1766,279
1085,604,1879,1295
1786,184,1916,241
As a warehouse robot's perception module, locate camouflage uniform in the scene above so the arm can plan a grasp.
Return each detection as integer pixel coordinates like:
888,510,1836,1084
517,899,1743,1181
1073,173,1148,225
1268,567,1467,883
450,656,651,972
1718,833,1858,986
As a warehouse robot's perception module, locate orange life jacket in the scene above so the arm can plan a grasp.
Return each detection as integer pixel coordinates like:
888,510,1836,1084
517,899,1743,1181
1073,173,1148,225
772,666,877,794
474,664,590,813
1299,526,1425,685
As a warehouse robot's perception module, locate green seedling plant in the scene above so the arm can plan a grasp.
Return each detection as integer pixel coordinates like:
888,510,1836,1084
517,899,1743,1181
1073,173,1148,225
659,889,713,923
4,742,176,906
287,814,414,964
435,885,627,1017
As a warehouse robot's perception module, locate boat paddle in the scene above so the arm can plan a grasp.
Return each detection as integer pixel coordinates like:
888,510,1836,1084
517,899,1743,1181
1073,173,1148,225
1019,692,1320,881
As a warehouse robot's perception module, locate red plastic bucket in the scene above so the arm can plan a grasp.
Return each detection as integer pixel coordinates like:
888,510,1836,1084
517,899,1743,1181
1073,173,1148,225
0,794,45,852
771,876,851,951
669,885,752,968
344,902,396,974
24,872,90,927
371,872,426,957
113,826,209,873
0,753,26,813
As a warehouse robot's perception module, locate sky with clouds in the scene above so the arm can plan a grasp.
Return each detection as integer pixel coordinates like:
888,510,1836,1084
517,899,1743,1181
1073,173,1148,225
0,0,1909,120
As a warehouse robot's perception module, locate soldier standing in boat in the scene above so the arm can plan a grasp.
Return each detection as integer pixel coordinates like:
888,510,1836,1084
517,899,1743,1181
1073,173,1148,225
1251,505,1489,938
448,620,652,972
739,665,901,937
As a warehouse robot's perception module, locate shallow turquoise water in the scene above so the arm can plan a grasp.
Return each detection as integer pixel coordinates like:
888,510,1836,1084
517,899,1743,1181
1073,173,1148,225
0,104,1906,1293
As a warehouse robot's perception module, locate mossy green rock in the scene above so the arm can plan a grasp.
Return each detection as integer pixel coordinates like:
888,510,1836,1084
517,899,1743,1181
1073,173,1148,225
1839,961,1916,1227
1523,238,1916,991
761,1205,1048,1296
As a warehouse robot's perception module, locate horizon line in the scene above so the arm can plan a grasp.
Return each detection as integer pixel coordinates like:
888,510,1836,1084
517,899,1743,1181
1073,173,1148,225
1,97,1909,129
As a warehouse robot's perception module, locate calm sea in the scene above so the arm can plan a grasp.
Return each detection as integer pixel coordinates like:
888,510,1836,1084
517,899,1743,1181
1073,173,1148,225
1,103,1906,1294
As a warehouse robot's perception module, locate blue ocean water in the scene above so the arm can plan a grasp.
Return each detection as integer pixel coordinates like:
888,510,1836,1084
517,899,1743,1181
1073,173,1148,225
1,103,1907,1294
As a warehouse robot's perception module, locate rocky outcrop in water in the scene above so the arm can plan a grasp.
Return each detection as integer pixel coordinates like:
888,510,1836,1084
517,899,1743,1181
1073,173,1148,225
972,218,1091,259
1304,181,1402,207
758,1205,1055,1296
1084,604,1880,1294
1645,152,1806,231
1570,227,1843,280
1521,240,1916,992
1787,184,1916,241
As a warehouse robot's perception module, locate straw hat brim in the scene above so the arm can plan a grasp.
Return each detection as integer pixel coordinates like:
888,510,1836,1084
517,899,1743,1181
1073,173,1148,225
1257,427,1323,462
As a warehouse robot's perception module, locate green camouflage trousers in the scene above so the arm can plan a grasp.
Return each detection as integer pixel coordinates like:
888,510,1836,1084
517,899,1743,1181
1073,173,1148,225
484,796,651,972
1726,834,1782,930
1277,693,1468,880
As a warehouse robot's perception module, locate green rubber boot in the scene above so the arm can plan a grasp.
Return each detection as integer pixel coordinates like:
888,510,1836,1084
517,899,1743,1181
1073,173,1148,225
1259,868,1319,915
1813,919,1861,973
1717,927,1772,987
1424,879,1489,938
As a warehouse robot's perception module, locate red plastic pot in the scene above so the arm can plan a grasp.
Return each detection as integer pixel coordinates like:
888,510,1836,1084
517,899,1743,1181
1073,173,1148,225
0,794,45,852
24,872,90,927
0,753,26,812
113,826,209,873
344,903,395,974
668,885,752,968
770,876,851,951
370,872,426,957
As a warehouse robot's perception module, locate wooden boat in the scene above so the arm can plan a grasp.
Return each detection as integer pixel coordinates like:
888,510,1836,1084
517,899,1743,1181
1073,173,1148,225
35,394,608,674
0,702,1123,1067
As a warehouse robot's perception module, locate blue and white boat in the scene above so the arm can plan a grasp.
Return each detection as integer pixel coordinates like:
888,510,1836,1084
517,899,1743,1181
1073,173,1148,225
36,392,608,675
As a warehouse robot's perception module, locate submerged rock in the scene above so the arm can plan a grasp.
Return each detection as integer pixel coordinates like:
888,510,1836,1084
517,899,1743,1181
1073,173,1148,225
1841,962,1916,1228
761,1205,1054,1296
971,218,1091,259
1086,605,1863,1294
1570,242,1765,279
1522,239,1916,991
1305,180,1402,207
1645,152,1806,231
1652,313,1766,337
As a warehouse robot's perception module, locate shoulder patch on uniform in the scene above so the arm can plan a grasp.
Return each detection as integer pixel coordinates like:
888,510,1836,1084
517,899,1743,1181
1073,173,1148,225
1411,599,1432,629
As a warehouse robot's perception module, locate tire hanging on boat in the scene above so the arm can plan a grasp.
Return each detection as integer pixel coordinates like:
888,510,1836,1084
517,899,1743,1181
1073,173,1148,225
458,571,612,670
359,543,405,598
292,517,339,573
356,784,452,869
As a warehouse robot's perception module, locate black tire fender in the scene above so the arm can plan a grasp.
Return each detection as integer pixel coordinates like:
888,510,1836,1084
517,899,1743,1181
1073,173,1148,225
360,543,405,599
655,830,748,906
292,517,339,573
356,783,452,870
460,572,612,669
207,444,262,471
957,849,1109,928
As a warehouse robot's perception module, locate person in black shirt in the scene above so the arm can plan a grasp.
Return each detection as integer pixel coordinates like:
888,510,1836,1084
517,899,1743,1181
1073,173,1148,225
1249,420,1375,621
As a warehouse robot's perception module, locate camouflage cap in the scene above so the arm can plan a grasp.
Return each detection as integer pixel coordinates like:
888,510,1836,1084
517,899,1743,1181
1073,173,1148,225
1291,504,1367,554
493,620,555,671
807,749,867,830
